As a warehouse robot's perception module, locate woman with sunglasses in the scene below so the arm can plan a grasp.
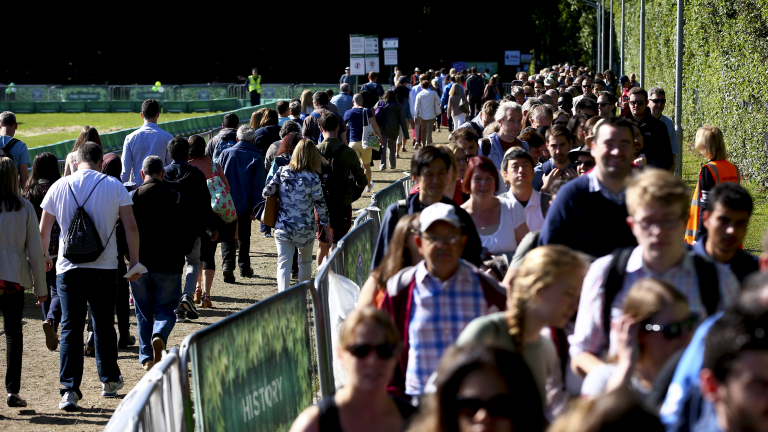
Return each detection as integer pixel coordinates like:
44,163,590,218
581,278,694,398
290,307,416,432
406,344,545,432
553,110,571,127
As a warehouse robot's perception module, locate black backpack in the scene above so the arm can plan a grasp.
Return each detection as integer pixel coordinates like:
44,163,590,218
360,84,378,109
320,144,364,205
0,138,19,164
602,247,720,342
62,175,115,264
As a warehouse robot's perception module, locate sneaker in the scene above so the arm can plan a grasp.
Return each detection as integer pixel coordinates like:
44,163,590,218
175,310,187,323
102,376,124,397
142,360,154,371
59,391,79,411
240,267,254,278
118,335,136,349
263,232,272,238
84,331,95,357
152,336,165,363
180,294,199,320
366,180,374,193
222,270,236,283
43,320,58,351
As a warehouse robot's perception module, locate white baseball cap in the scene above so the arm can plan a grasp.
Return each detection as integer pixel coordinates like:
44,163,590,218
419,203,462,233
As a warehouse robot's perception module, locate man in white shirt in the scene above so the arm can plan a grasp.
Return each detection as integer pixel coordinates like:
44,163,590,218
413,80,441,147
120,99,173,185
502,148,548,232
40,142,141,411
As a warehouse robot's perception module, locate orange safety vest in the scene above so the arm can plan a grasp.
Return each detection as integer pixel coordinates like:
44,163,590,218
684,160,740,244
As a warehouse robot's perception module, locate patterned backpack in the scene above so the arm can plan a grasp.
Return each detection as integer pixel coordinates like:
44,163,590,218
208,162,237,223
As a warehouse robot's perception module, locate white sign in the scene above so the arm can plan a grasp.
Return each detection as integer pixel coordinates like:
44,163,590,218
350,56,366,76
365,55,380,73
350,34,365,55
504,50,521,66
383,38,399,49
384,50,398,66
365,35,379,54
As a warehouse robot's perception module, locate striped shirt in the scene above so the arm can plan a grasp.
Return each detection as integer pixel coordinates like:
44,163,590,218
569,246,740,360
406,261,489,396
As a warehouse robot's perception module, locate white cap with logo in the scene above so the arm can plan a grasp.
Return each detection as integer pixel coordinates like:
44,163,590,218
419,203,462,233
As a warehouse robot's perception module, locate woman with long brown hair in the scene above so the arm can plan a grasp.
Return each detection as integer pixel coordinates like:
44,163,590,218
64,126,102,176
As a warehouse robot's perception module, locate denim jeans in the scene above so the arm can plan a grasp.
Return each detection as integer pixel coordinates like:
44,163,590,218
379,135,397,170
130,272,181,365
221,214,252,272
260,222,272,235
57,268,121,398
183,237,201,297
42,256,62,332
275,238,313,292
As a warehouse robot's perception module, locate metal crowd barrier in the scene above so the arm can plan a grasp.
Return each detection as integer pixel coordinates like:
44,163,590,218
178,281,328,432
105,348,186,432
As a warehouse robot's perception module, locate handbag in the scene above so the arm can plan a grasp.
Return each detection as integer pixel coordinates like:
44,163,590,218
255,166,281,226
459,98,470,114
361,109,380,150
208,162,237,223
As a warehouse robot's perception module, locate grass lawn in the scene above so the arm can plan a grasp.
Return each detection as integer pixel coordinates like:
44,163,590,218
681,144,766,255
14,112,223,149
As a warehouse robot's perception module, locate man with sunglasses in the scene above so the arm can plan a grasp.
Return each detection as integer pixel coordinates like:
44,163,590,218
558,93,574,113
379,203,506,397
597,91,617,117
625,87,673,170
569,169,739,379
571,76,593,115
648,87,678,172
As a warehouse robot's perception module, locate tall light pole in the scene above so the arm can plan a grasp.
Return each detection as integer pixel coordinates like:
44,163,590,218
621,0,625,76
609,0,613,71
583,0,599,71
674,0,683,177
640,0,645,87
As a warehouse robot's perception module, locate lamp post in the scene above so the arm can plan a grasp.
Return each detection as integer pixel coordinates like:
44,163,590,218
583,0,599,72
609,0,613,71
640,0,645,87
674,0,683,177
621,0,625,76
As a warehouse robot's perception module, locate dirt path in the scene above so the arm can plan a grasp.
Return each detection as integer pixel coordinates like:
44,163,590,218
0,129,452,431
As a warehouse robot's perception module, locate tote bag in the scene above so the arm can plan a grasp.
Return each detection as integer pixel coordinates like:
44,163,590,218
208,162,237,223
361,109,380,150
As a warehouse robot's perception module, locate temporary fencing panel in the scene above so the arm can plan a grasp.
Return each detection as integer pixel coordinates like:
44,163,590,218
339,218,376,289
371,177,408,226
293,84,341,100
177,84,233,101
179,282,325,432
50,85,111,101
105,348,186,432
0,85,51,102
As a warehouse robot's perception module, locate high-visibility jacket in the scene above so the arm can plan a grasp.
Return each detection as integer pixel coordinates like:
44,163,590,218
685,159,740,244
247,75,262,94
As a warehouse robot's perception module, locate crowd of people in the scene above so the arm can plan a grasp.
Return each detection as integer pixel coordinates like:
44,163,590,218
0,59,764,432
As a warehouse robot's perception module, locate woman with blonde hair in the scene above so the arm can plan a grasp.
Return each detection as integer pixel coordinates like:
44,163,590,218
290,307,416,432
581,278,693,398
448,83,467,129
358,214,422,309
262,139,330,292
0,158,47,407
300,89,314,115
64,126,102,176
685,125,740,244
457,244,589,419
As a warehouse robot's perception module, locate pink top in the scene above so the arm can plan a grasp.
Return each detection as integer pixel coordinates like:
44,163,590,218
188,156,230,190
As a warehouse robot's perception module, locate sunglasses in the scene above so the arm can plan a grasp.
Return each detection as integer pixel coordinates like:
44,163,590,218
455,394,515,419
347,344,396,359
628,100,644,106
650,98,667,104
597,102,610,107
582,84,593,88
574,159,595,168
642,314,698,339
554,120,568,126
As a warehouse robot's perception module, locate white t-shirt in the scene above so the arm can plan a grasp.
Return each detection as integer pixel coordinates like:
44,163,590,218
478,197,526,255
41,169,133,274
506,189,546,232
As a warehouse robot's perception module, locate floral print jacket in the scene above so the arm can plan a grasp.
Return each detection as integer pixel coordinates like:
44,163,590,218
262,167,329,248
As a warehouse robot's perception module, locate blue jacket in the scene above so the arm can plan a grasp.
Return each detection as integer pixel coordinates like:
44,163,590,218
441,82,454,107
218,138,267,216
532,158,574,192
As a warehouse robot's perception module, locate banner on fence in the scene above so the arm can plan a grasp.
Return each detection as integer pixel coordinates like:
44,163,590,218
190,286,313,432
373,179,407,221
340,219,375,288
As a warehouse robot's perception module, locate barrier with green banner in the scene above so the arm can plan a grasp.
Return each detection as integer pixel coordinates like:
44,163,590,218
340,218,376,288
189,284,314,432
51,85,111,101
371,177,407,224
177,85,230,101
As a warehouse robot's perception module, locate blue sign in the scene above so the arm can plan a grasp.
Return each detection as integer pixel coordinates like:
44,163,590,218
198,90,210,100
31,89,43,100
451,61,467,71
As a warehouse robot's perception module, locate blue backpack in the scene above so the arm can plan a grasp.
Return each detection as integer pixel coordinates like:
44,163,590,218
212,139,237,163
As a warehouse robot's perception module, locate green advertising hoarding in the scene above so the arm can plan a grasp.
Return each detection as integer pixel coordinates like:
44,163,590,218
341,218,375,288
466,62,499,75
190,287,313,431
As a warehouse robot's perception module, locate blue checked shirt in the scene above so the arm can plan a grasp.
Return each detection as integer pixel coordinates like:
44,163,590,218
406,260,490,396
331,93,354,118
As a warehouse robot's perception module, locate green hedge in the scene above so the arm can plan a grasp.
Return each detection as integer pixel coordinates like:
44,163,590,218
615,0,768,183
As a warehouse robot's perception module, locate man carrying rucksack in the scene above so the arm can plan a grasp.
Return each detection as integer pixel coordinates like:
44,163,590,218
163,137,217,323
302,92,348,146
120,99,173,186
360,71,384,109
39,142,141,411
569,168,740,379
466,68,486,118
0,111,30,187
205,113,240,162
315,112,367,266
